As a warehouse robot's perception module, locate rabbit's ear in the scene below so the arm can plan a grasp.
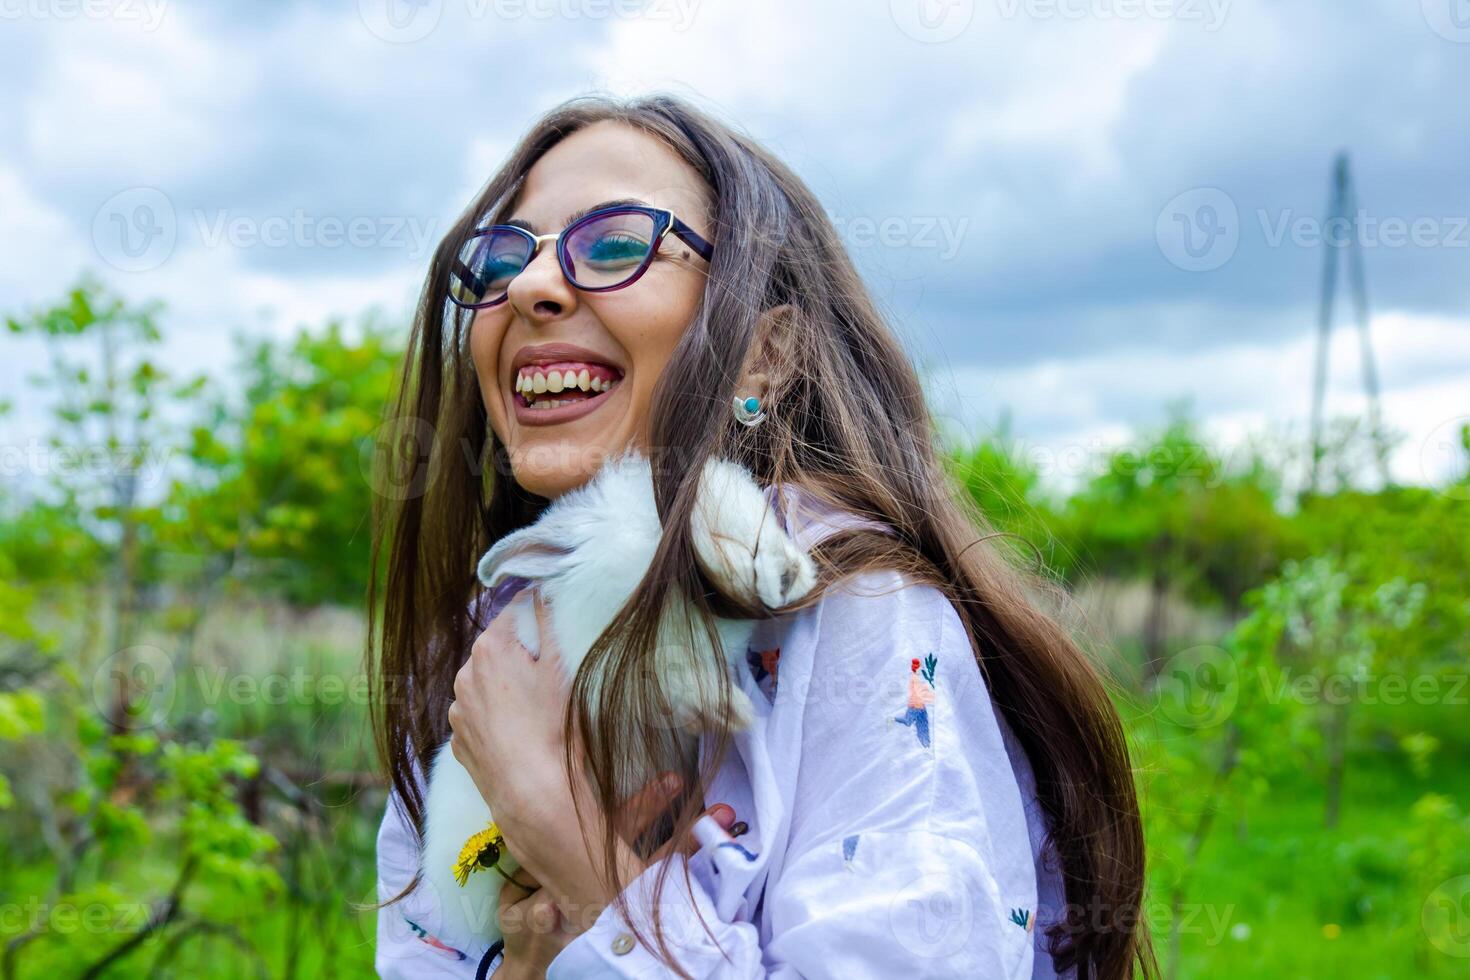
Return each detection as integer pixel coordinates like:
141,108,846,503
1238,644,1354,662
476,526,573,588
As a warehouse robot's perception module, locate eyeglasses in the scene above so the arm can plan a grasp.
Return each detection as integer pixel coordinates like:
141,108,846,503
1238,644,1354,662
447,204,715,310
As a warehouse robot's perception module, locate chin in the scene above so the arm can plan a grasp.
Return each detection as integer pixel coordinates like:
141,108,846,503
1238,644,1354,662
509,438,616,499
513,466,578,500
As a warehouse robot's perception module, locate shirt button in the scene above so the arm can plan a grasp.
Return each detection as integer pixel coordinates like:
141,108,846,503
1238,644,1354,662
610,933,635,956
729,821,749,836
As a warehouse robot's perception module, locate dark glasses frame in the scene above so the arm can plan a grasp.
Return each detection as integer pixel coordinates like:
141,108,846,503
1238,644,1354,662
448,204,715,310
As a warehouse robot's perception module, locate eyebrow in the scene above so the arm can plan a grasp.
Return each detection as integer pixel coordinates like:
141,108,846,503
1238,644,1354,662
501,197,652,234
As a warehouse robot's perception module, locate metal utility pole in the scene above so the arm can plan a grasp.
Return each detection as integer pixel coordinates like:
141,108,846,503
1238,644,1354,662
1306,152,1392,495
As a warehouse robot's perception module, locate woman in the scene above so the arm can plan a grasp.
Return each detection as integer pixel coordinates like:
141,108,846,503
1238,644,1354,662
369,93,1154,979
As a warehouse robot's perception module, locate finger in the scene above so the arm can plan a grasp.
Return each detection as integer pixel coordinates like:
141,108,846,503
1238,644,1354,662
530,587,553,662
704,802,737,831
507,865,540,891
497,869,539,907
644,802,738,866
496,884,559,937
527,888,562,933
451,660,470,703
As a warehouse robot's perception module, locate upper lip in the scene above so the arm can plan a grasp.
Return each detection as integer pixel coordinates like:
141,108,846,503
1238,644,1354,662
510,343,625,374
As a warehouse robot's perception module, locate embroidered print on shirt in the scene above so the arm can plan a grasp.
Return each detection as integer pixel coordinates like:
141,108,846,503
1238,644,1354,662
746,645,781,700
894,653,937,748
401,915,468,961
718,840,760,862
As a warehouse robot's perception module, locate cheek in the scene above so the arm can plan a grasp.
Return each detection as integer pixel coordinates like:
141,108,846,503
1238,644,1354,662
599,278,701,390
469,312,504,377
469,312,509,423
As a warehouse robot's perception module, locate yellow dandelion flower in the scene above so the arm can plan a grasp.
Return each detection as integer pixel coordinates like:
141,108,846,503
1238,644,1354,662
453,822,512,887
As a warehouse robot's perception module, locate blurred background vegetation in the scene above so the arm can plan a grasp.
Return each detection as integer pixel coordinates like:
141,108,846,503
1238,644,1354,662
2,278,1467,978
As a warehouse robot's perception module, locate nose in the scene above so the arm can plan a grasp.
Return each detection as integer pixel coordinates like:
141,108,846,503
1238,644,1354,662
506,240,577,323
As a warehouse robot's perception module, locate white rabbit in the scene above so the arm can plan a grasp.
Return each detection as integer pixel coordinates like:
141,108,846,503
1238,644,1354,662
418,449,818,948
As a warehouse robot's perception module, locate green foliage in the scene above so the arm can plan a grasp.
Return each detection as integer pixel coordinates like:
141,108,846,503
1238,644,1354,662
1059,404,1290,609
1137,548,1447,975
1295,486,1470,705
1,280,1466,977
945,414,1065,571
0,690,42,809
1408,792,1470,968
162,320,403,605
2,281,391,978
17,724,282,975
157,739,282,896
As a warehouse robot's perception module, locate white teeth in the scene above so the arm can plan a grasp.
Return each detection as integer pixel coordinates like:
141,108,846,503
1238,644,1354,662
516,366,620,406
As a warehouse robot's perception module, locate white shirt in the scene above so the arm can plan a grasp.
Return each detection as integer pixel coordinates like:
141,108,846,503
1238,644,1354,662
376,484,1067,978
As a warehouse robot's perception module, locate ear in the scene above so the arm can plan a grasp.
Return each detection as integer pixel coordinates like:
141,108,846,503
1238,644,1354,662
735,304,799,398
476,525,573,588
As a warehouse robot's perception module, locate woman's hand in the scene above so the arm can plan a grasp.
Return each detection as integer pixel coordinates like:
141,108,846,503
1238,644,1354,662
449,587,596,896
494,870,578,979
496,801,740,976
449,586,575,832
449,585,739,942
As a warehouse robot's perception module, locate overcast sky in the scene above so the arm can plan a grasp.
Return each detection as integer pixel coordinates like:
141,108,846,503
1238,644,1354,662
2,0,1466,492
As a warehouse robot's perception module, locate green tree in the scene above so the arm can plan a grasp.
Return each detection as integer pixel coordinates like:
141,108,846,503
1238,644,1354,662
1062,406,1289,678
164,320,405,609
946,415,1066,573
6,276,189,732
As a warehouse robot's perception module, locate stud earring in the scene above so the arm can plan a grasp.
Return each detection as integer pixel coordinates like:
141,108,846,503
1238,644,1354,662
732,394,766,427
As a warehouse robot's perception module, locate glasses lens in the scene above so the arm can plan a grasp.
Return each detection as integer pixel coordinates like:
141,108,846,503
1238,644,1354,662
562,210,659,289
449,229,532,307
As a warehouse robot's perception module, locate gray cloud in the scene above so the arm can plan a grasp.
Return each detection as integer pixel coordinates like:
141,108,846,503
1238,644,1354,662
1,0,1465,487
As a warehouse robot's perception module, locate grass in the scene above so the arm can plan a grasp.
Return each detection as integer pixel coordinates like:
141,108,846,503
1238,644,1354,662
8,745,1459,977
3,599,1466,978
1159,753,1469,978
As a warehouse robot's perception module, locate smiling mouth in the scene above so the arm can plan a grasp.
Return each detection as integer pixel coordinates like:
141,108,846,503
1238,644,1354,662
512,361,625,411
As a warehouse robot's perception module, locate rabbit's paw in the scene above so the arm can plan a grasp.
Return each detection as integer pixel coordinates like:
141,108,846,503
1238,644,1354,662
662,660,758,733
693,460,818,609
750,528,818,609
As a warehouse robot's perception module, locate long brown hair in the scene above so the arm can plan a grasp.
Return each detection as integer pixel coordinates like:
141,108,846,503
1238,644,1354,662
367,92,1155,979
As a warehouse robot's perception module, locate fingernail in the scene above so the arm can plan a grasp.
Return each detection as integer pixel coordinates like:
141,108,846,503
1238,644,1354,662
705,803,736,829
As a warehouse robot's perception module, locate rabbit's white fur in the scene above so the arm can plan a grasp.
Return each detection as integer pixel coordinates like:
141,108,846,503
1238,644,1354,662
419,450,817,947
